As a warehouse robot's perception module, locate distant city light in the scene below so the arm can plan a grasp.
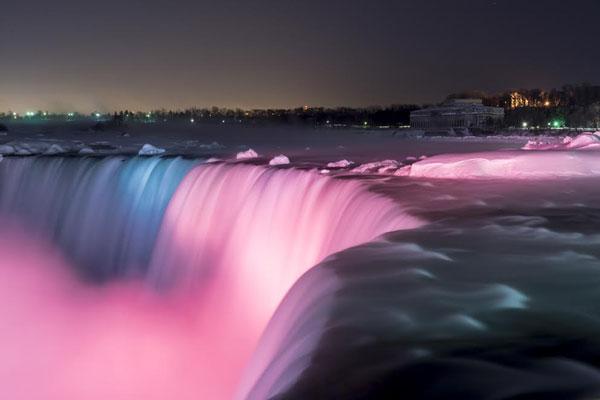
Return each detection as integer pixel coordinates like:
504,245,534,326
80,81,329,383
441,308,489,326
522,122,528,128
363,121,368,126
94,113,101,118
67,112,74,117
25,111,35,117
190,118,195,123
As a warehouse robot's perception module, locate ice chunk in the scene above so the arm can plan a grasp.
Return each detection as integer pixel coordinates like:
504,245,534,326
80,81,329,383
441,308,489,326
236,148,259,160
269,154,290,166
394,166,412,176
566,132,600,149
319,169,330,174
327,159,354,168
351,159,399,174
205,157,221,163
138,144,165,156
78,147,95,155
44,144,67,155
0,145,15,155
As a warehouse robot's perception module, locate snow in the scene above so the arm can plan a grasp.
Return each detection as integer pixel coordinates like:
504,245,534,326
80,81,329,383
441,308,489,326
205,157,221,163
44,144,67,155
327,159,354,168
351,159,400,174
522,132,600,151
138,144,166,156
0,145,15,155
405,151,600,179
269,155,290,166
78,147,95,155
236,148,259,160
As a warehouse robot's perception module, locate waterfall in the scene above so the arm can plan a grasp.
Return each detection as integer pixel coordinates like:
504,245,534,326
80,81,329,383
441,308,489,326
0,156,197,281
0,157,421,399
149,163,422,398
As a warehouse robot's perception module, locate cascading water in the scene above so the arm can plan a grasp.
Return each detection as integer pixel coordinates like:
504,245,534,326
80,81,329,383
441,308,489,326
0,157,421,399
0,156,197,280
148,163,422,399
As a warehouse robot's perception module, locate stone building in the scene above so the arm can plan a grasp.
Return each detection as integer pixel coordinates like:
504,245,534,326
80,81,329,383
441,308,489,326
410,99,504,130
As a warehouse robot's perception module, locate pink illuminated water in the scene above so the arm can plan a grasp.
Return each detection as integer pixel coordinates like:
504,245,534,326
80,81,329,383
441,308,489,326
149,163,422,398
0,161,420,399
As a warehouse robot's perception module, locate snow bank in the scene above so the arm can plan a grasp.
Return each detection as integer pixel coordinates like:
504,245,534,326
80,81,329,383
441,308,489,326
236,148,259,160
138,144,165,156
269,154,290,166
405,151,600,179
327,159,354,168
351,159,400,174
522,132,600,151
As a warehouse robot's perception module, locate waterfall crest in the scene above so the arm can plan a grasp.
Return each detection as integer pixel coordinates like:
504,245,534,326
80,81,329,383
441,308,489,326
0,156,197,280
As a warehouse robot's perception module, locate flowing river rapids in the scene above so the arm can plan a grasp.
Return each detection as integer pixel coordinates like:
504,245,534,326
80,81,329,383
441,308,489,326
2,145,600,399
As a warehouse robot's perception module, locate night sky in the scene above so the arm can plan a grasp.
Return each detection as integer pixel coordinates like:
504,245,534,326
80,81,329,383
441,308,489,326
1,0,599,112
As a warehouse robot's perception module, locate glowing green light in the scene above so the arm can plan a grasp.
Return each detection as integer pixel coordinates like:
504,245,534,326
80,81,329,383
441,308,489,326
552,120,560,128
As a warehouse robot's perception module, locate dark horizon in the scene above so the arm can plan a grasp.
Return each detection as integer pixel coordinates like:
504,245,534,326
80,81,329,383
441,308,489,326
2,0,600,113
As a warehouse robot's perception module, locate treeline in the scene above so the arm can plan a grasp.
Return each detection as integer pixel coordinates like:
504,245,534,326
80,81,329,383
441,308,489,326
449,83,600,129
111,105,420,127
0,105,420,127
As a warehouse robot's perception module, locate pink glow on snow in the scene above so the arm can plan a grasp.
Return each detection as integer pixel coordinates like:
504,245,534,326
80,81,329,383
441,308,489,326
404,150,600,179
522,132,600,151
